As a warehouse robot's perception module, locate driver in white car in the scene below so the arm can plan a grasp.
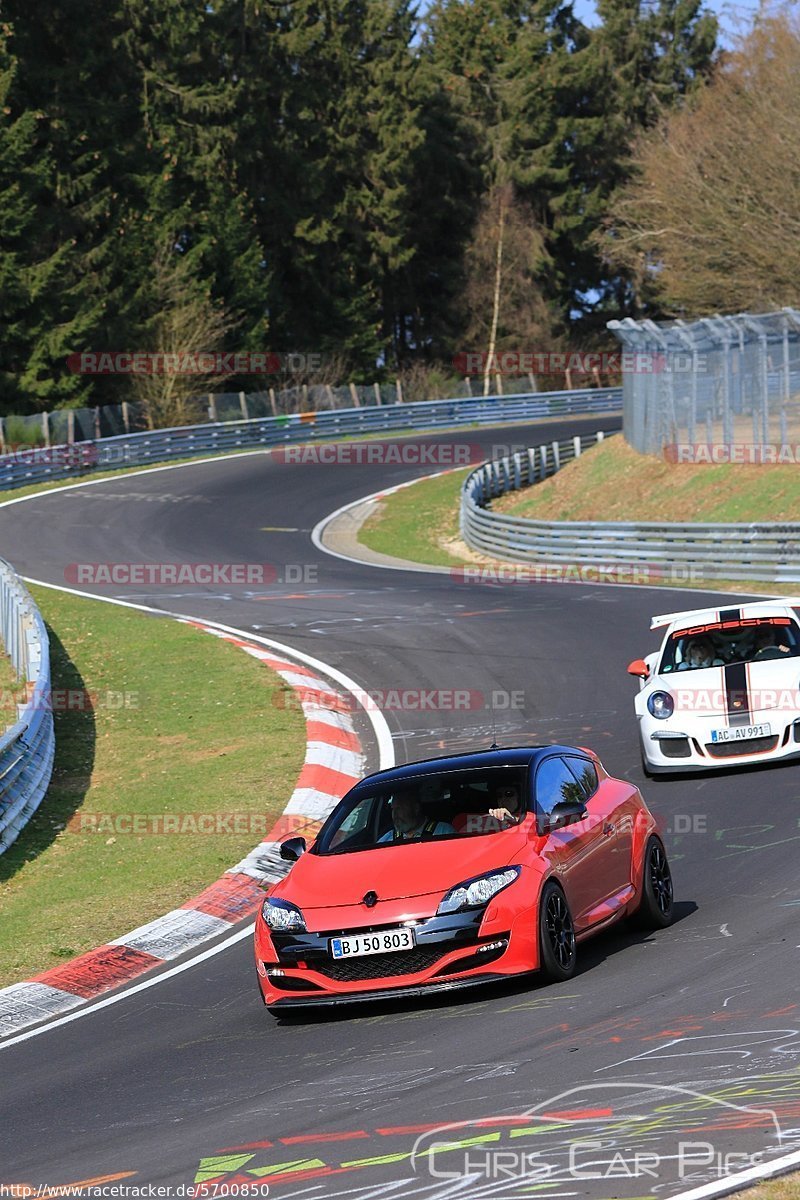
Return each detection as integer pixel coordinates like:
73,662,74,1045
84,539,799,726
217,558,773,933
752,625,791,659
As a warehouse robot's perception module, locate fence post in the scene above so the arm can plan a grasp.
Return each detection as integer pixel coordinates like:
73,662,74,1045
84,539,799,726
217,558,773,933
495,373,503,395
268,387,278,416
121,402,131,435
528,372,538,393
573,435,581,459
208,394,217,422
0,417,5,454
597,429,605,444
373,382,382,406
551,441,560,473
349,382,360,408
67,410,75,444
42,411,50,448
94,407,101,440
396,378,403,404
301,384,309,412
239,391,249,421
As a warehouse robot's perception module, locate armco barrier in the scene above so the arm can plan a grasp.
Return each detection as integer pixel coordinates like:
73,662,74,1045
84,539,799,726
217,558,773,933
0,562,55,854
461,431,800,583
0,387,621,491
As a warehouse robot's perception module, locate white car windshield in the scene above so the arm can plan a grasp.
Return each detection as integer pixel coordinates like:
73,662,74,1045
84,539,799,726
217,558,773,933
659,619,800,673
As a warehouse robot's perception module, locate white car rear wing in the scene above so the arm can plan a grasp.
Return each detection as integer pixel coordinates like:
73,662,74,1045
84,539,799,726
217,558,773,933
650,596,800,631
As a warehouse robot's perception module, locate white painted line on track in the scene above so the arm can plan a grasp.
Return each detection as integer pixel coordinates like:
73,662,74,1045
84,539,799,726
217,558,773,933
310,471,456,573
0,922,255,1051
0,449,272,509
0,580,394,1048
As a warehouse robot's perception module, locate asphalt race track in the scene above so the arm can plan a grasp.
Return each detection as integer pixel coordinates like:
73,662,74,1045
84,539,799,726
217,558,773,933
2,414,799,1199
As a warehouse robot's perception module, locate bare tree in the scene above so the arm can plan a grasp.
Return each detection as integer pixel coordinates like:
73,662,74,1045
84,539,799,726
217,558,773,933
601,13,800,315
462,185,554,393
131,245,233,429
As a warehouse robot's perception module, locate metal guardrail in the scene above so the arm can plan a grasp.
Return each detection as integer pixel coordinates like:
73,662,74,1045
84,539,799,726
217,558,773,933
461,431,800,583
0,388,622,492
0,562,55,854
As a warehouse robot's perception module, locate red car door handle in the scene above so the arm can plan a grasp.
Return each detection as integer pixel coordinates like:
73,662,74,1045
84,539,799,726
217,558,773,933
603,823,615,836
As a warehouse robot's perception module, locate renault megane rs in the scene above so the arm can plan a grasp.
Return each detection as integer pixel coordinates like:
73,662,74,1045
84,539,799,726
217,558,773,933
254,745,673,1013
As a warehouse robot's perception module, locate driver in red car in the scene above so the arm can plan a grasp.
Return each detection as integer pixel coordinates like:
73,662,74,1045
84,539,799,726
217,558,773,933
379,789,455,843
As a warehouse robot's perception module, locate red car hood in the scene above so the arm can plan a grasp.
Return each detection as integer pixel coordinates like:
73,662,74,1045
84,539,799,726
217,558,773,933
275,829,530,909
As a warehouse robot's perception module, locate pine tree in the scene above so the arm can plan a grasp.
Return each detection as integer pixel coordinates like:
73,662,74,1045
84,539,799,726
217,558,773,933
117,0,267,377
0,3,133,410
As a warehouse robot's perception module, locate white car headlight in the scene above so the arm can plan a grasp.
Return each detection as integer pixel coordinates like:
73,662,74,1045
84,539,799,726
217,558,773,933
438,867,520,915
647,691,674,719
261,898,306,932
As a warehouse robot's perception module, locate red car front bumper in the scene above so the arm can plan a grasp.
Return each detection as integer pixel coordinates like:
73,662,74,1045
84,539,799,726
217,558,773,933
255,886,539,1009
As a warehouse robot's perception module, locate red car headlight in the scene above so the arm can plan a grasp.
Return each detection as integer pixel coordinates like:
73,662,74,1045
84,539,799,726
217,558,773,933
437,867,520,915
261,897,307,932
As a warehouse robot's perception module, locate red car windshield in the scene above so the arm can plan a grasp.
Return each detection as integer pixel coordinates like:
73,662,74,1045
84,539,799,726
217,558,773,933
659,618,800,673
314,767,528,854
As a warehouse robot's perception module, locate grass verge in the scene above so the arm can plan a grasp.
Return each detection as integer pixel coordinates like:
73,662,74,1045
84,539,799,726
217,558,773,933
0,586,306,987
740,1177,800,1198
0,650,24,716
495,436,800,522
359,470,471,567
358,437,800,595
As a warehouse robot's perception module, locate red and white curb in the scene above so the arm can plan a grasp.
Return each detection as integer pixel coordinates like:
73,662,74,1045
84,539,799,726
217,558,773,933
0,622,364,1039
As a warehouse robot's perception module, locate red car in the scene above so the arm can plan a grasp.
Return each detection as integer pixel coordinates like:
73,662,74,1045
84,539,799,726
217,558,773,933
254,746,673,1014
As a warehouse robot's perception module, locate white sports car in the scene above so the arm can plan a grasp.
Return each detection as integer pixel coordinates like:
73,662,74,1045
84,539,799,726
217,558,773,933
628,598,800,774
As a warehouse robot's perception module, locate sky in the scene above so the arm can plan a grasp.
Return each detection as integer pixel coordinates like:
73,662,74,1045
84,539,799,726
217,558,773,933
571,0,766,46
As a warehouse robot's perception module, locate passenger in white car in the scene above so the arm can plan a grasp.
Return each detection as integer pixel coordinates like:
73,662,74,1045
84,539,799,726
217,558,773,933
678,636,723,670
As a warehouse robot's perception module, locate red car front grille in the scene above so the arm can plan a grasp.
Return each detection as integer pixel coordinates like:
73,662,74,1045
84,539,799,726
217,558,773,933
312,946,445,982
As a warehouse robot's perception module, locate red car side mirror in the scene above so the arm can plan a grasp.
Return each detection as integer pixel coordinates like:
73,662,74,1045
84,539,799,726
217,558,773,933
627,659,650,679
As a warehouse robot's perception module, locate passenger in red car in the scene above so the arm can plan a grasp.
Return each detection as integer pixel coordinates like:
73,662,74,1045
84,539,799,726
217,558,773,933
457,783,523,834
